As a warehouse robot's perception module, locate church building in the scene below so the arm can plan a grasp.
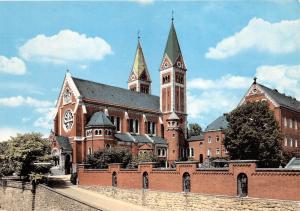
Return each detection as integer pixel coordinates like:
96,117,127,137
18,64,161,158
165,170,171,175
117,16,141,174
49,20,188,173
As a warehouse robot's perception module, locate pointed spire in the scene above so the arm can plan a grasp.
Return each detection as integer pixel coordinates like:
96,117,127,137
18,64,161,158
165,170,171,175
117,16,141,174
128,37,151,82
163,19,183,66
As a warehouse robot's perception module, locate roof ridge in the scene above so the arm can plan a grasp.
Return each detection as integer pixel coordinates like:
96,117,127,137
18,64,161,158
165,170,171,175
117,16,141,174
72,76,159,99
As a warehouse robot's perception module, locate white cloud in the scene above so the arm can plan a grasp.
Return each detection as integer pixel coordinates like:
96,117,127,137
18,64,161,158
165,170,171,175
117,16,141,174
0,82,43,95
19,29,112,64
206,18,300,59
187,91,239,120
187,64,300,125
188,74,252,90
33,107,55,129
255,64,300,99
131,0,154,5
0,127,25,142
0,55,26,75
0,96,53,108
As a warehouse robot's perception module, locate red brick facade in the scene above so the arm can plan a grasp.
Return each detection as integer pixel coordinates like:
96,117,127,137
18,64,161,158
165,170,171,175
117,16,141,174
78,161,300,201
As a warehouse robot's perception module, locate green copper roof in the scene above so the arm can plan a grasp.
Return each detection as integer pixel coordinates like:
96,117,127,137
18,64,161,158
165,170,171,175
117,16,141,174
128,40,151,82
163,22,182,65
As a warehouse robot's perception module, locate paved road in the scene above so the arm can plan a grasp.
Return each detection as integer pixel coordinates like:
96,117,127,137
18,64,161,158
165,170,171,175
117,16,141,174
49,175,152,211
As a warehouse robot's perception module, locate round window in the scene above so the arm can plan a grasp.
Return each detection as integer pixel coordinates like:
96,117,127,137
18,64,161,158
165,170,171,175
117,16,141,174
63,110,74,132
177,61,182,67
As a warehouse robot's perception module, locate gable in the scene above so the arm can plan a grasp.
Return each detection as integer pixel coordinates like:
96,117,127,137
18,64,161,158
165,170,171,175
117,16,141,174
238,83,279,108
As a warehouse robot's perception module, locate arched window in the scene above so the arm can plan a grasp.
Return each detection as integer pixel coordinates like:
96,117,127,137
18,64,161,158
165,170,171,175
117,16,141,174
191,148,194,157
295,140,298,148
284,137,288,146
182,172,190,192
88,147,92,155
290,138,293,147
143,172,149,189
237,173,248,197
112,172,117,187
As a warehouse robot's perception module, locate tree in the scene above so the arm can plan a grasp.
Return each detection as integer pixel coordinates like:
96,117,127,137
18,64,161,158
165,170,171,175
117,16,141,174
189,123,202,136
224,101,283,167
129,151,158,168
87,147,132,169
1,133,52,177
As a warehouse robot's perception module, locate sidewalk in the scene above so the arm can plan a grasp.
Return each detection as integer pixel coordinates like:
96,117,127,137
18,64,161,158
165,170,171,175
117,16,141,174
50,176,152,211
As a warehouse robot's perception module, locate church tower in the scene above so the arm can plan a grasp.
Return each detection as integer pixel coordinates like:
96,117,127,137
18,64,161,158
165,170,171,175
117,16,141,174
128,37,152,94
160,19,187,164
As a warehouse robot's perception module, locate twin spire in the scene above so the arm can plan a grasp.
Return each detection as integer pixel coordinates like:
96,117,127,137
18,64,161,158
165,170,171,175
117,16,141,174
128,15,185,94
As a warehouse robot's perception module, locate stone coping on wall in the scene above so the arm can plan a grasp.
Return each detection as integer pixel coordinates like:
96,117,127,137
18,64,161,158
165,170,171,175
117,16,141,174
256,168,300,172
227,160,259,163
175,161,199,164
196,168,229,171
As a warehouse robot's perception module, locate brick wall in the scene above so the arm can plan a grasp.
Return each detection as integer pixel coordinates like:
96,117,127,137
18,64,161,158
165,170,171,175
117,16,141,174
78,161,300,201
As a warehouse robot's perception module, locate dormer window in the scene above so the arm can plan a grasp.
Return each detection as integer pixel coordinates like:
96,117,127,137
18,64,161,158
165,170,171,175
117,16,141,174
63,88,72,104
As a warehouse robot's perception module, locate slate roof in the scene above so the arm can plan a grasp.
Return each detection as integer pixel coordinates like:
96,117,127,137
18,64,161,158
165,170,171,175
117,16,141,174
205,115,228,132
55,136,72,152
164,22,182,65
187,132,204,142
115,133,167,145
86,111,115,128
285,157,300,169
168,111,179,120
258,83,300,112
72,77,160,112
149,136,167,145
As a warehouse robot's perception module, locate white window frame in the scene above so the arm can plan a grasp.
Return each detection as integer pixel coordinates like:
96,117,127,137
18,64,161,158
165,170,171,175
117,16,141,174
216,148,220,155
290,138,293,147
88,147,92,155
86,129,92,137
284,117,287,127
289,119,293,128
295,140,298,148
295,120,298,130
284,137,288,146
208,136,212,144
95,129,103,136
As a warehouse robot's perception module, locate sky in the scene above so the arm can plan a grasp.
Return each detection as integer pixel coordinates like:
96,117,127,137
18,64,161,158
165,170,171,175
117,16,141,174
0,0,300,141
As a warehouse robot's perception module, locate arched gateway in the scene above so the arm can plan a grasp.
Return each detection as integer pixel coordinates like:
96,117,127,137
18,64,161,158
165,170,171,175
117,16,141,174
237,173,248,197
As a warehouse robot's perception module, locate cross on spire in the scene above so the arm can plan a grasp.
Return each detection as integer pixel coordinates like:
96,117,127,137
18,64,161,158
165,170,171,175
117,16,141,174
171,10,174,23
253,76,257,84
137,30,141,40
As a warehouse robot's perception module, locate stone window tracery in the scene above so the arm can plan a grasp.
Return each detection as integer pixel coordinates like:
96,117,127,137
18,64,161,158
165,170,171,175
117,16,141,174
63,88,72,104
63,110,73,131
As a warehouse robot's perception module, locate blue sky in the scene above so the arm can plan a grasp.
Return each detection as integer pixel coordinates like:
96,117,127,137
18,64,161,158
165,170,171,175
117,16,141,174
0,0,300,141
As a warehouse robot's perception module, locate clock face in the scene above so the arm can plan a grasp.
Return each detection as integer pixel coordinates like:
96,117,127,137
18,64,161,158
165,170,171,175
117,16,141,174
63,110,73,132
63,88,72,104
